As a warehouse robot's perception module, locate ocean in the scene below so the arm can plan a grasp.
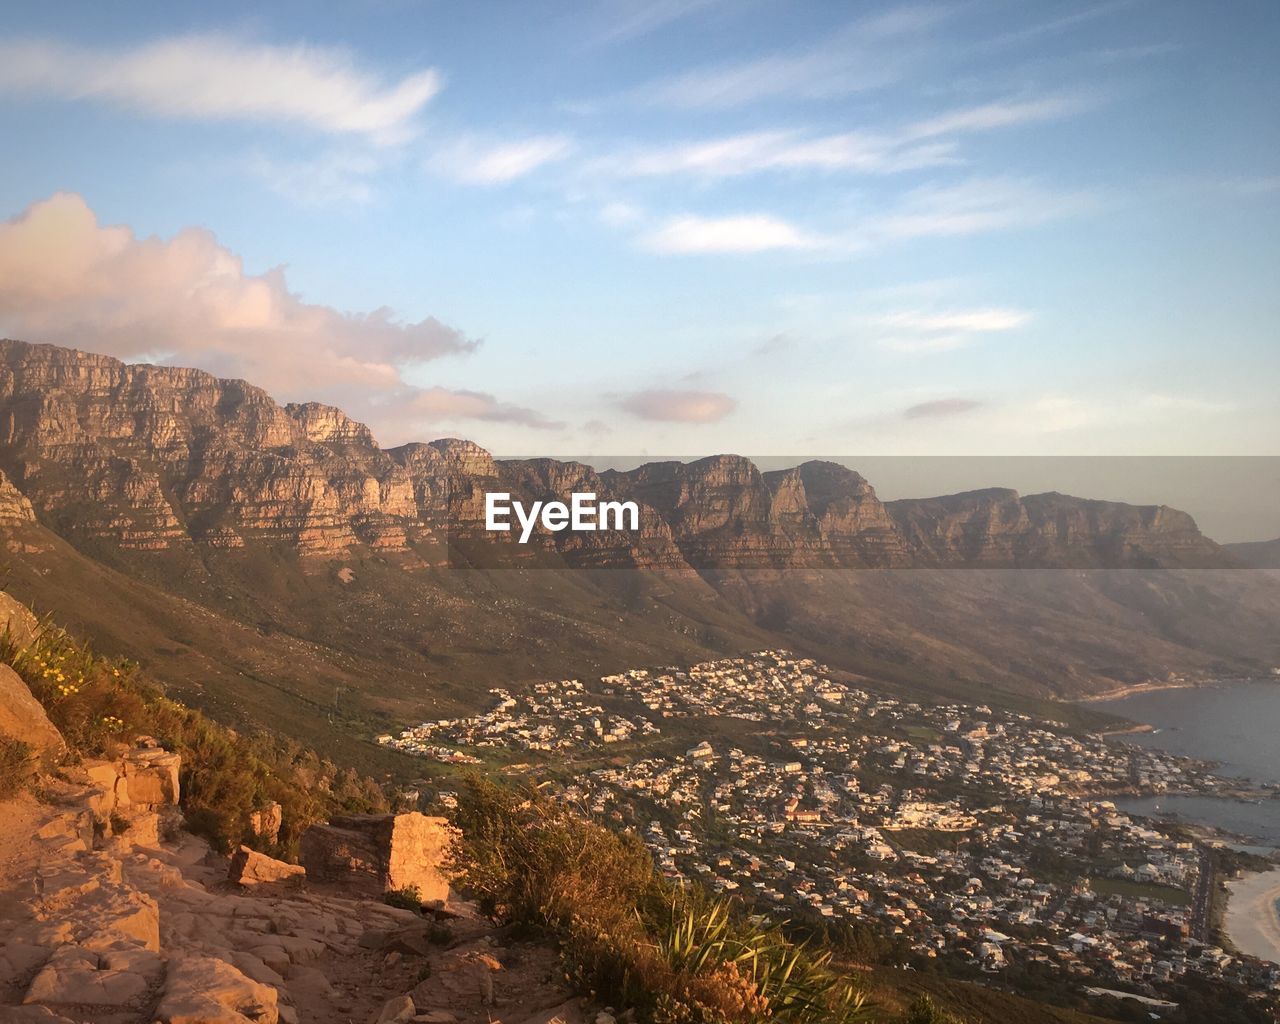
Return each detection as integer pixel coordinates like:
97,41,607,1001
1096,680,1280,844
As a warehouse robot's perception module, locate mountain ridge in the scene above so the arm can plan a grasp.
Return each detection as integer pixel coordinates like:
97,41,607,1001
0,338,1237,571
0,336,1277,745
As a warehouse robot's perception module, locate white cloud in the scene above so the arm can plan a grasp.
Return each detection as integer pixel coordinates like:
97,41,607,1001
644,214,826,254
0,193,562,441
588,92,1090,184
427,135,574,185
636,5,950,109
0,34,441,142
874,307,1031,353
879,309,1031,332
870,176,1095,240
903,94,1093,140
597,130,957,179
590,0,723,45
635,176,1092,259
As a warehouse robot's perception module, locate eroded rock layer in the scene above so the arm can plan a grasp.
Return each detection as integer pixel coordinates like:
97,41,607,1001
0,339,1235,570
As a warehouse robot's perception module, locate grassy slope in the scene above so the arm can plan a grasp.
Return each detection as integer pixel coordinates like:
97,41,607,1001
0,523,769,774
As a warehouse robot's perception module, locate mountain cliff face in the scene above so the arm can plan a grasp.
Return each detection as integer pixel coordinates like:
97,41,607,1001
885,489,1227,568
1226,537,1280,569
0,337,1276,730
0,338,1234,570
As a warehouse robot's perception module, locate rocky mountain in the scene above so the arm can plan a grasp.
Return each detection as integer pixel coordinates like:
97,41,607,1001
0,337,1277,754
1226,537,1280,569
0,339,1238,571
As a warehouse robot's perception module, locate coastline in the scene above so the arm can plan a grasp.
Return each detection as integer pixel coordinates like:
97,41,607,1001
1075,675,1279,705
1226,867,1280,967
1074,679,1203,704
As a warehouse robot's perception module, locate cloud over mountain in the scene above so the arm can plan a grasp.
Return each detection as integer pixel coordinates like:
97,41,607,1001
0,193,557,442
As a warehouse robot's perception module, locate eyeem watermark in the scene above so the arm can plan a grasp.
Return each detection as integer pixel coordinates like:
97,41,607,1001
485,492,639,543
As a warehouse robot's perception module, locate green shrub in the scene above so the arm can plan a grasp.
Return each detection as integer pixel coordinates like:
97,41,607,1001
0,596,390,858
384,884,423,912
0,735,34,799
903,994,964,1024
451,776,875,1024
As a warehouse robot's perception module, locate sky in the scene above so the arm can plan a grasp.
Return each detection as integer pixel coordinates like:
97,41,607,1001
0,0,1277,466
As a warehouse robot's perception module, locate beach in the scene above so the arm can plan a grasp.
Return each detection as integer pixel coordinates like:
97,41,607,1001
1226,868,1280,966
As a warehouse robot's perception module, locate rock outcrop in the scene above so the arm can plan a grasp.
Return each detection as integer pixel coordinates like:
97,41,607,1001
0,764,590,1024
227,847,306,890
885,489,1229,568
0,665,64,758
0,467,36,525
299,813,457,903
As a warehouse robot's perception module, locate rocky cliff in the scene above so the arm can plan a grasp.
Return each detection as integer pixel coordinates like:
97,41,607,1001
0,339,1236,571
0,759,593,1024
1,337,1275,718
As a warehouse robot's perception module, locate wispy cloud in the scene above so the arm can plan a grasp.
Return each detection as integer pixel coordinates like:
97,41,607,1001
619,388,737,422
633,4,951,109
879,309,1031,332
0,33,441,142
637,175,1093,258
977,0,1140,54
589,0,724,45
644,214,826,254
593,91,1091,183
903,398,984,419
406,387,564,429
902,93,1094,139
427,135,575,185
869,176,1096,240
595,130,957,179
875,307,1032,353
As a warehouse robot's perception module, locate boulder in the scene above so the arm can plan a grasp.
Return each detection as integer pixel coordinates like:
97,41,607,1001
228,846,306,889
0,664,64,758
299,813,456,902
113,807,161,847
412,949,503,1009
368,995,416,1024
248,802,283,845
0,589,39,650
155,955,279,1024
122,744,181,806
23,963,150,1008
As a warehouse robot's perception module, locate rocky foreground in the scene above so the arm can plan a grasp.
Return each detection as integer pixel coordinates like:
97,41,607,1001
0,748,604,1024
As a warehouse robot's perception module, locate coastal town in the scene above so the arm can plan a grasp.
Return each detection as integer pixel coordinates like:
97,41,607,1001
382,652,1280,1019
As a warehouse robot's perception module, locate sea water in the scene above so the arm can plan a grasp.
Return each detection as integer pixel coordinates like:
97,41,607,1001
1097,680,1280,843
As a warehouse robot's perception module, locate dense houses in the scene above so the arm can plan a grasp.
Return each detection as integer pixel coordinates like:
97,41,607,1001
386,652,1280,1015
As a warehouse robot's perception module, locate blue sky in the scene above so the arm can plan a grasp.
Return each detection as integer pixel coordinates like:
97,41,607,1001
0,0,1276,458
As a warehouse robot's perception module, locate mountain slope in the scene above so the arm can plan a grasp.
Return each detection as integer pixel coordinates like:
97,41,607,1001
1226,537,1280,568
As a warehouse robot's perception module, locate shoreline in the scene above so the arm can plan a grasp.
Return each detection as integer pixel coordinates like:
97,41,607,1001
1074,675,1279,705
1074,679,1204,704
1226,867,1280,967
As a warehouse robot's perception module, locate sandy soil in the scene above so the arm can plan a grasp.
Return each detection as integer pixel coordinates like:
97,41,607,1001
1226,867,1280,966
